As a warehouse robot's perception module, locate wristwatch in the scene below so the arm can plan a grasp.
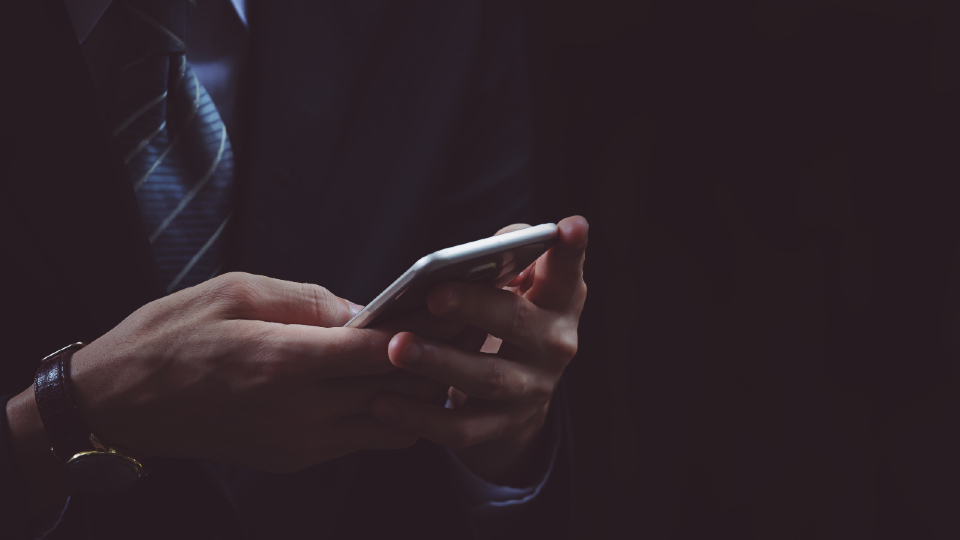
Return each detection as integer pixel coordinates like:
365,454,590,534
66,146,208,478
34,343,145,495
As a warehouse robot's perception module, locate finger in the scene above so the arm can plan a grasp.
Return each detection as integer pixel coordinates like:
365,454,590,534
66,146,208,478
387,332,551,401
493,266,524,289
491,224,530,287
524,215,589,312
377,307,467,343
233,321,398,378
316,371,448,417
496,340,526,362
379,310,491,354
506,260,536,289
452,325,489,352
325,413,420,451
494,223,531,236
205,272,359,327
369,394,513,449
426,280,545,352
448,387,469,408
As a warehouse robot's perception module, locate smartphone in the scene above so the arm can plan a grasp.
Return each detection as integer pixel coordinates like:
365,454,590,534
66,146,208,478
344,223,558,328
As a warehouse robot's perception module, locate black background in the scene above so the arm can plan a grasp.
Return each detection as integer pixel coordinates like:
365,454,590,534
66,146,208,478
521,0,960,537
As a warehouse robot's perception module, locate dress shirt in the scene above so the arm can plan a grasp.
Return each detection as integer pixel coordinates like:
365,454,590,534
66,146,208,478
32,1,559,538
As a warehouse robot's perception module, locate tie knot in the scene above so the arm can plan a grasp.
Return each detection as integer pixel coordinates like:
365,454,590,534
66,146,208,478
121,0,194,53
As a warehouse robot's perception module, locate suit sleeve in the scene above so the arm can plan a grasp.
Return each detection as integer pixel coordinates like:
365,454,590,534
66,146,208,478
1,394,31,540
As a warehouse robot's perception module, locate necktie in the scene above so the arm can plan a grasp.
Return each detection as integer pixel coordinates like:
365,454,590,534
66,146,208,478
111,0,234,293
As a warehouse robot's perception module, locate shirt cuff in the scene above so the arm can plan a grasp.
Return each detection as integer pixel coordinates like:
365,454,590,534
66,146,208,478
1,392,72,540
442,397,562,538
31,496,70,540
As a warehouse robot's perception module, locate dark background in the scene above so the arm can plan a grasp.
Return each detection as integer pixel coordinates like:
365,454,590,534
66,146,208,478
519,0,960,537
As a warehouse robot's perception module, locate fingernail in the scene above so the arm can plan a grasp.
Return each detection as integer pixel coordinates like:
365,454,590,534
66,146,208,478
401,339,422,365
348,301,363,317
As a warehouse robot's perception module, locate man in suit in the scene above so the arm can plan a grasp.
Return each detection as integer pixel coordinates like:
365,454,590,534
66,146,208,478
0,0,586,538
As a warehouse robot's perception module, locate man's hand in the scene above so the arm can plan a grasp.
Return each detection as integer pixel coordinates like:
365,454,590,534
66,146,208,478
68,272,441,470
6,272,446,518
369,216,588,485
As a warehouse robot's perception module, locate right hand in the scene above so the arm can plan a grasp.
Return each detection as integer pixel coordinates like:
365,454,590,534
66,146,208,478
68,272,441,473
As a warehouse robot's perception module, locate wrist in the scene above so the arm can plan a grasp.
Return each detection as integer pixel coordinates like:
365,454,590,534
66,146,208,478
452,406,549,487
34,343,145,495
66,345,112,445
5,387,71,521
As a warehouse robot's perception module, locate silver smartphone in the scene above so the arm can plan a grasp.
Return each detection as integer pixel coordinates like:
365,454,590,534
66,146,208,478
344,223,558,328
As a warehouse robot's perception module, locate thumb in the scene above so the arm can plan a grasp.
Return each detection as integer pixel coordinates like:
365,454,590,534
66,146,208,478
524,216,589,311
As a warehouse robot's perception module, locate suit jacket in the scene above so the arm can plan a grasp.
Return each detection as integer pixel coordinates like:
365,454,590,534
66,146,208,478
0,0,575,538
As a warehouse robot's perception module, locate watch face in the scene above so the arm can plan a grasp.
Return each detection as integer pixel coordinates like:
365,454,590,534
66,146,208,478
64,451,143,495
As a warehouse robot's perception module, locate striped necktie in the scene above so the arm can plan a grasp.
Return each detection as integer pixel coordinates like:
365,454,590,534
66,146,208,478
111,0,234,293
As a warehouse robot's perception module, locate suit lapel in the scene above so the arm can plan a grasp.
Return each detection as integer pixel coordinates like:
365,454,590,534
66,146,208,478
238,0,402,280
2,0,160,335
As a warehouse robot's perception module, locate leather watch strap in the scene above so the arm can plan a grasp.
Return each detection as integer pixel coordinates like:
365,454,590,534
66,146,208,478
34,343,93,462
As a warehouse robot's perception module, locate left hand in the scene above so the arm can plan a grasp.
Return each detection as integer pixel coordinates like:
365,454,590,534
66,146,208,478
370,216,588,486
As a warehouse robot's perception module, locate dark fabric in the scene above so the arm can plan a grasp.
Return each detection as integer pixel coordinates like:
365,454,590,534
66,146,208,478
1,394,30,540
0,0,572,538
234,0,536,304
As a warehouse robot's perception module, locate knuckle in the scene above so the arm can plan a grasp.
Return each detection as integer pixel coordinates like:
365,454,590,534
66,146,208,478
517,370,552,405
482,359,508,397
528,376,554,405
211,272,260,312
302,283,336,323
545,321,579,362
559,334,579,362
510,297,530,338
243,328,289,384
